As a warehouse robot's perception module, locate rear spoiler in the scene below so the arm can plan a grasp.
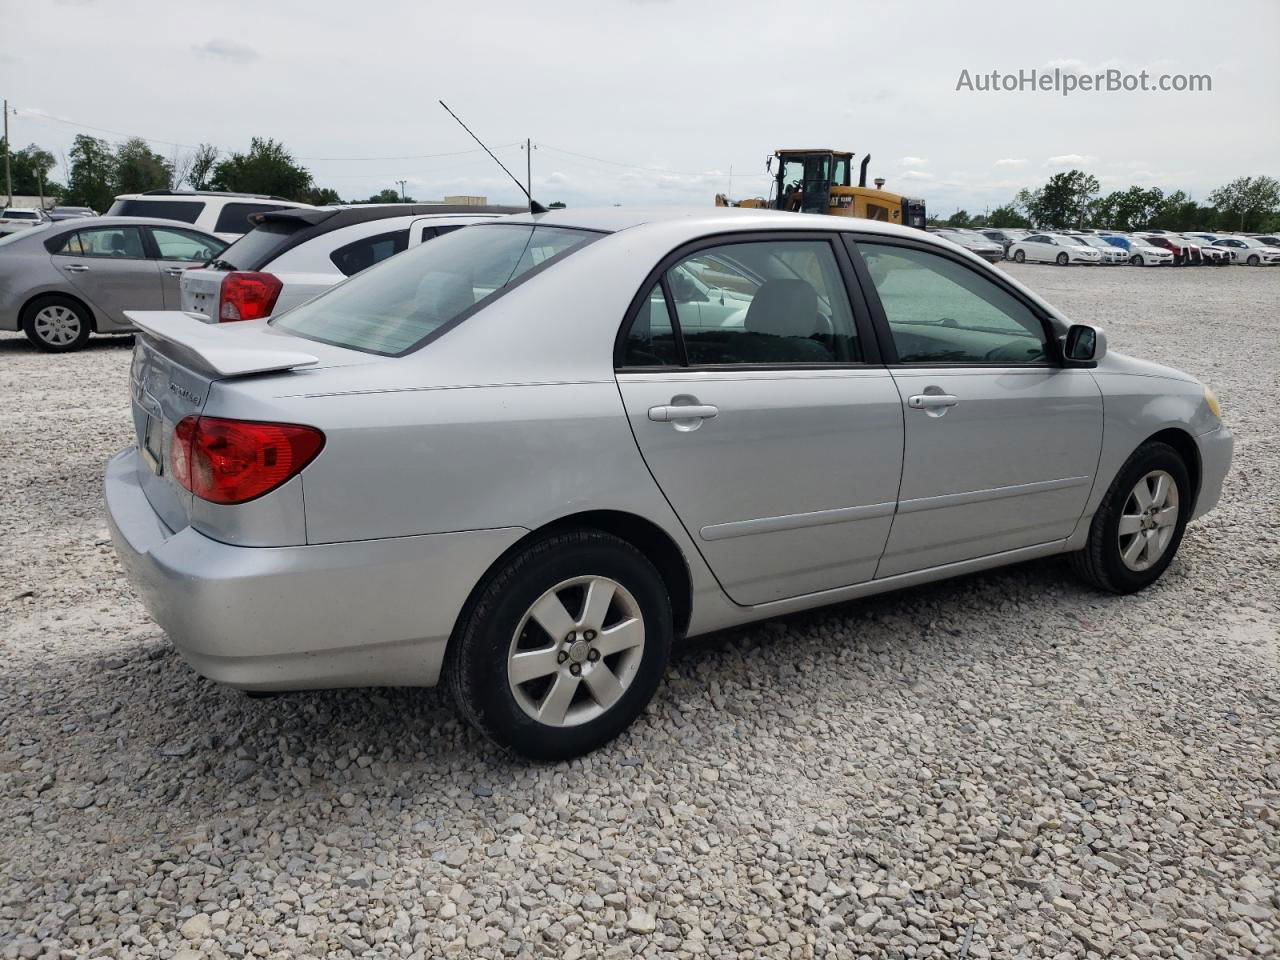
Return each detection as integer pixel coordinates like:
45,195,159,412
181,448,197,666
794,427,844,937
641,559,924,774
125,311,319,378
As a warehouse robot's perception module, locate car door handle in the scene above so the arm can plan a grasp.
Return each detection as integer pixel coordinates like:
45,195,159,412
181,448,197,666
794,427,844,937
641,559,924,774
648,404,719,422
165,267,186,276
64,264,89,272
907,394,959,409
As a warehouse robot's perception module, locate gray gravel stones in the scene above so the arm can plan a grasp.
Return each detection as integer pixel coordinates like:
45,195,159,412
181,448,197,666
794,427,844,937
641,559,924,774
1,263,1278,958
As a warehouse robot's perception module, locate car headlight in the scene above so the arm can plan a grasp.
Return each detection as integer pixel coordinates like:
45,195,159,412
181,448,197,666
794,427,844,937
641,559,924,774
1203,386,1222,419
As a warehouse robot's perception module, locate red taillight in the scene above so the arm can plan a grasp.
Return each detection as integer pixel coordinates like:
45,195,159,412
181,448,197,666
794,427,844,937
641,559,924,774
169,416,324,505
218,271,282,322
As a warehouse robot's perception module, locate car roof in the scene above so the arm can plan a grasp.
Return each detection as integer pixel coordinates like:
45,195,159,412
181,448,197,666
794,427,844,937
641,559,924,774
500,205,928,239
39,215,222,234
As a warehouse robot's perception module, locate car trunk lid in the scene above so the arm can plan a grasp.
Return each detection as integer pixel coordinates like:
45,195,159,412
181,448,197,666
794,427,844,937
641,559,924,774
125,309,365,532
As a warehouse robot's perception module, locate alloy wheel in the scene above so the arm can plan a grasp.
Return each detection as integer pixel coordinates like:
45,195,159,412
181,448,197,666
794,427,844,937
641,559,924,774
32,305,82,346
507,575,645,727
1118,470,1179,572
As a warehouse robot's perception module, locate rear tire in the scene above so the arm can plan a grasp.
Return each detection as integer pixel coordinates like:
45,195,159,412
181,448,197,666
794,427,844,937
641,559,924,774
1013,249,1026,263
1056,252,1069,266
22,296,91,353
1069,441,1191,594
447,529,673,761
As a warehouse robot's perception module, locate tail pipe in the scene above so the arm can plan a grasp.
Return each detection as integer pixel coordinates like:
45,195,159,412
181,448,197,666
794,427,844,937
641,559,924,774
859,154,871,187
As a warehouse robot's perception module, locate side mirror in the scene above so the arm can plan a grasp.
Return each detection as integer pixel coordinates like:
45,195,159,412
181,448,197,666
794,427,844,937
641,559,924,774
1063,324,1106,366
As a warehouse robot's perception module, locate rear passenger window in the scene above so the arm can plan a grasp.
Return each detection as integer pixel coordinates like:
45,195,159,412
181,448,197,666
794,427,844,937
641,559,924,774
55,226,147,259
622,284,680,367
623,239,860,367
213,203,291,235
329,230,410,276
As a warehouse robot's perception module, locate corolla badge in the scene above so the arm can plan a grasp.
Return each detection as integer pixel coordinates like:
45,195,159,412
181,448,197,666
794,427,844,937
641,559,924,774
168,380,201,405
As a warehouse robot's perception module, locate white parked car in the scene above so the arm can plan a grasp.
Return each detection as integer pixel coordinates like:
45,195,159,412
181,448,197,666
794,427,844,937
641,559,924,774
1098,234,1175,266
1008,233,1102,265
1210,236,1280,266
1073,235,1129,265
106,190,315,242
0,206,48,235
179,204,524,322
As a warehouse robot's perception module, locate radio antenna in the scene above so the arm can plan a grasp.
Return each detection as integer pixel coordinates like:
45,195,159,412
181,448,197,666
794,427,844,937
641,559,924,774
438,100,546,214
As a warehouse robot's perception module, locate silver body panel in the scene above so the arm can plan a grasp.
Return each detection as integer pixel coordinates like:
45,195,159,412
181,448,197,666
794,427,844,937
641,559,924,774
104,207,1232,691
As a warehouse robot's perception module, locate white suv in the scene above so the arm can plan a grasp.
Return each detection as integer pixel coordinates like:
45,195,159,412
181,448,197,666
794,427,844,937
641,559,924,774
106,190,315,242
178,203,524,322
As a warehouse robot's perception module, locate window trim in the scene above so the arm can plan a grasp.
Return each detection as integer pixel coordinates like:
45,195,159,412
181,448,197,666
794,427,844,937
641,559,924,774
841,233,1066,368
613,229,883,372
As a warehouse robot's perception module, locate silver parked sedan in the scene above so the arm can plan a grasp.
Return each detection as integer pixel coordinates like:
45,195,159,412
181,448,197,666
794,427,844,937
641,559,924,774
0,217,226,352
105,208,1232,759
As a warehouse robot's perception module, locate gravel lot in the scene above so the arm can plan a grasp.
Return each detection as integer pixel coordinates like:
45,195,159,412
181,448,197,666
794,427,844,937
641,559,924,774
1,263,1277,960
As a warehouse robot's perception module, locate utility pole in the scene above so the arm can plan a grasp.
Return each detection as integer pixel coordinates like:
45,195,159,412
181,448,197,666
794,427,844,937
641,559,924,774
396,179,407,201
4,99,11,207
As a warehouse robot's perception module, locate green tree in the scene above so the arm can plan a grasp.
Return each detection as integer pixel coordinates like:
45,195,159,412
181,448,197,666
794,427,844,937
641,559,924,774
987,203,1030,228
115,137,172,195
0,140,62,197
548,201,566,209
306,186,342,205
366,188,408,203
945,209,972,228
1208,175,1280,232
1150,190,1199,231
188,143,219,190
1013,187,1043,226
211,138,313,200
64,134,119,212
1091,186,1164,231
1034,170,1099,228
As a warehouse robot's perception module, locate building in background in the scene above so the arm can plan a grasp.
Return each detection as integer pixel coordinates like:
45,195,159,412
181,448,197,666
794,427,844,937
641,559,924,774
443,195,488,206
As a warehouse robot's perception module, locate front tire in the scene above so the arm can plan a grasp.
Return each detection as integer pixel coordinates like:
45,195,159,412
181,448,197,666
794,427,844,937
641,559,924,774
1131,255,1144,266
1013,249,1026,263
1247,254,1261,266
447,529,673,760
22,296,91,352
1056,252,1070,266
1070,441,1191,594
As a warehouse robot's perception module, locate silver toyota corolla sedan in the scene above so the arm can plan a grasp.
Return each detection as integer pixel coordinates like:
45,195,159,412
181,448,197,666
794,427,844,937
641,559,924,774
105,207,1232,759
0,217,226,352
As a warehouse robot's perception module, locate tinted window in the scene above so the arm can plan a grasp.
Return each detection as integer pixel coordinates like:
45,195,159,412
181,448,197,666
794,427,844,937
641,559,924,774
109,199,203,223
213,221,306,270
150,227,225,262
329,229,409,276
421,224,465,242
622,284,680,367
274,224,594,356
54,226,147,259
213,203,292,235
859,242,1048,364
625,239,860,367
2,210,39,219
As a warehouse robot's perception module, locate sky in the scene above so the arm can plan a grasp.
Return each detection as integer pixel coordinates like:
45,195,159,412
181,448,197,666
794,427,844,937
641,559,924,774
5,0,1277,216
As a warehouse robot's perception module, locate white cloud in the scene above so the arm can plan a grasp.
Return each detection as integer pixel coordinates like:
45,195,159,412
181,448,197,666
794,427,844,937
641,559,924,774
994,158,1027,167
900,157,928,167
1046,154,1098,167
899,170,936,181
192,39,259,64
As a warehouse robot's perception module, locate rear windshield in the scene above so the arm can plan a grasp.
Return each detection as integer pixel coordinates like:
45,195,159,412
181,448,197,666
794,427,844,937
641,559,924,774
0,224,49,246
213,221,306,270
108,199,203,223
273,224,596,356
213,202,292,235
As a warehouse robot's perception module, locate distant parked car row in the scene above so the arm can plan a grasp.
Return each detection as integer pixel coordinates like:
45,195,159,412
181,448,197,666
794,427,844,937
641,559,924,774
0,196,522,351
936,226,1280,267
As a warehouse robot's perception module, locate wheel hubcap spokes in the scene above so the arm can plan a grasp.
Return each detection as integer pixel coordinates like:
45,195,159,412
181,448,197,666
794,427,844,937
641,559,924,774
1118,469,1179,571
507,575,645,727
33,306,80,345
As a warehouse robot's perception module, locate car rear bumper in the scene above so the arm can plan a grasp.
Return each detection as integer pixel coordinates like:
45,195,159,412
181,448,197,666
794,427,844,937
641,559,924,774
105,446,526,691
1192,424,1233,521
